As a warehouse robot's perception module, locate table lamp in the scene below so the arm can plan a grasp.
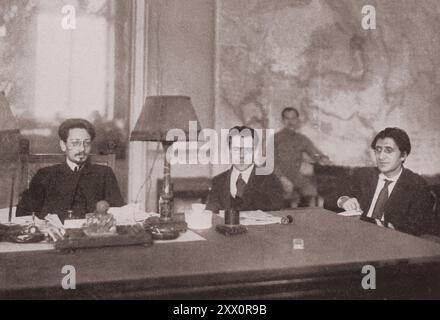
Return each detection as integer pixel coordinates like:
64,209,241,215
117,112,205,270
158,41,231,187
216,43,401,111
0,91,20,224
130,95,201,238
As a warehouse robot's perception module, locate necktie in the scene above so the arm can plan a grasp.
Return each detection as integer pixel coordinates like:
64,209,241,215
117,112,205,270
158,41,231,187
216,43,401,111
236,173,246,198
73,166,79,173
371,179,393,219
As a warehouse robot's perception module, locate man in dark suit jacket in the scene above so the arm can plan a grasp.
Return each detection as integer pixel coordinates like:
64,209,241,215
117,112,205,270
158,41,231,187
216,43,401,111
324,127,433,236
206,126,283,213
17,118,124,220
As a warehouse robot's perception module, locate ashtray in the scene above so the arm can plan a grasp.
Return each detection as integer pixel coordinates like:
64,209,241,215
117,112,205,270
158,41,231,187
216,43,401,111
0,224,45,243
148,225,180,240
12,231,45,243
143,216,182,240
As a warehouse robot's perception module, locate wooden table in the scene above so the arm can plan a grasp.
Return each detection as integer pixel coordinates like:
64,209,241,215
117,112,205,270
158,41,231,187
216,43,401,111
1,208,440,299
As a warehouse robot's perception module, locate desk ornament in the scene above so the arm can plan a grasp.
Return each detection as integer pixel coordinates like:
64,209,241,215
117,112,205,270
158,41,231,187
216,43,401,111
54,200,152,251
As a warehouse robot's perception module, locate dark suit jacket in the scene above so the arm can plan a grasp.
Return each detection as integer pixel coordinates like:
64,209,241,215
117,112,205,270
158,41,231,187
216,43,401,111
206,167,284,213
16,161,125,220
324,167,433,236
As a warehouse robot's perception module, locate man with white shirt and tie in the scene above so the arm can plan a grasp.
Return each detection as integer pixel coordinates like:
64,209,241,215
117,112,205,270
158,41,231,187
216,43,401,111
206,126,283,213
324,127,433,236
16,118,124,221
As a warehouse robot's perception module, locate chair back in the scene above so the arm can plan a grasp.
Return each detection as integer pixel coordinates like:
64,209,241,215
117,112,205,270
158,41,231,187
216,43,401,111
18,138,116,194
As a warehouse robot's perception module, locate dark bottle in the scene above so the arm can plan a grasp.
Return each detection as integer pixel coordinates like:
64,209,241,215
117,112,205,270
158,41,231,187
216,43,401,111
225,196,241,226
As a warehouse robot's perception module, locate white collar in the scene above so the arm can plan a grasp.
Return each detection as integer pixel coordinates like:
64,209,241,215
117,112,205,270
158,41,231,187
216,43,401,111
379,168,403,183
66,158,81,172
231,164,255,183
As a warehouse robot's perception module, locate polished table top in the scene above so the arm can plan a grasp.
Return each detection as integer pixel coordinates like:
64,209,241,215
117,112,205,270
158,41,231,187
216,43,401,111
1,208,440,299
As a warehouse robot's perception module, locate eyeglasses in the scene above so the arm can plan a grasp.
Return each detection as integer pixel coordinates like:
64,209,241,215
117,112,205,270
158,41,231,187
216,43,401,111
67,140,92,148
374,146,396,154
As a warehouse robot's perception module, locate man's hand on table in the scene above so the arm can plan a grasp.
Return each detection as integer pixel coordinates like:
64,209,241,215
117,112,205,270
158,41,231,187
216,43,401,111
338,196,362,212
335,196,363,217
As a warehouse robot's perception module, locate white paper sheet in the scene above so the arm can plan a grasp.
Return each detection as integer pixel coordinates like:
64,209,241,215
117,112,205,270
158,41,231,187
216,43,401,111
0,205,203,253
108,204,159,225
337,210,363,217
218,210,282,225
154,229,205,244
63,219,87,229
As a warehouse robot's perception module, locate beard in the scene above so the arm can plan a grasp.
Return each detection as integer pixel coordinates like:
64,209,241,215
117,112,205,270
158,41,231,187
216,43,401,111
72,153,88,164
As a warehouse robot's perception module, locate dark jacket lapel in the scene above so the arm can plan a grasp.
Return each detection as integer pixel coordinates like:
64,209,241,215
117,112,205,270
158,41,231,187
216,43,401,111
384,168,410,215
360,168,380,218
241,167,257,208
222,168,232,209
59,161,73,175
78,159,92,175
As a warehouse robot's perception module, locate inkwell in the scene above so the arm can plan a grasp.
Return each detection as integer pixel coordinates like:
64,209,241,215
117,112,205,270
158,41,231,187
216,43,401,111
216,196,248,235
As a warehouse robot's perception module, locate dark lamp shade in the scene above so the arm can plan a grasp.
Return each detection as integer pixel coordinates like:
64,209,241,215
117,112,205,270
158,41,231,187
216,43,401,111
0,92,19,134
130,95,201,142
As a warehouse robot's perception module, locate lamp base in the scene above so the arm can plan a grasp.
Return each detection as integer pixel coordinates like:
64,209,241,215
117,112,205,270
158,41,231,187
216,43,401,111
144,213,187,240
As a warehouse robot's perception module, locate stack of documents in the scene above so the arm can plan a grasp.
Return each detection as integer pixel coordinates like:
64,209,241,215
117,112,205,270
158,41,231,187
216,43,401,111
219,210,282,225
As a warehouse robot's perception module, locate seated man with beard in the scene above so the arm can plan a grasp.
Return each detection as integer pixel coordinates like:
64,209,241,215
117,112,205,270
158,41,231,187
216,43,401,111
17,118,124,221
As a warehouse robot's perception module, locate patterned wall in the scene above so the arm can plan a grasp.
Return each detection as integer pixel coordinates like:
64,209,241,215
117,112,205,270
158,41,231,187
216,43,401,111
216,0,440,175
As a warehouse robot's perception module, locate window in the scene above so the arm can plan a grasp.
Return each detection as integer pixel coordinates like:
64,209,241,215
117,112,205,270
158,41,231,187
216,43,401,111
34,13,110,120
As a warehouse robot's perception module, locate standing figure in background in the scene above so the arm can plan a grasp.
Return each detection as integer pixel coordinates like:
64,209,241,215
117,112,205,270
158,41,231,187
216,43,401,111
274,107,331,208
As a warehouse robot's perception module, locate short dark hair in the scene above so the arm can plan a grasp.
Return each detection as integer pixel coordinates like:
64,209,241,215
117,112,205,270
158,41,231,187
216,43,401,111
228,125,257,147
281,107,299,119
58,118,96,142
371,127,411,156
